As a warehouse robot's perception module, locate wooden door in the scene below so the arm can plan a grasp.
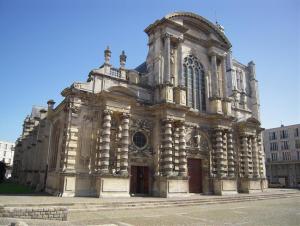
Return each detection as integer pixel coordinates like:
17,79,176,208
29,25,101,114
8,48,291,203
130,166,149,194
130,166,137,193
188,158,202,193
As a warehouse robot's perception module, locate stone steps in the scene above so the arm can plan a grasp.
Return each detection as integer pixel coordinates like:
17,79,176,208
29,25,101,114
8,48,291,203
68,192,300,212
4,191,299,213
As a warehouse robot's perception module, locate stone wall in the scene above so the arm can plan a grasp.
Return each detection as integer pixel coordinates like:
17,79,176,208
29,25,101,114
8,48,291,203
0,206,67,221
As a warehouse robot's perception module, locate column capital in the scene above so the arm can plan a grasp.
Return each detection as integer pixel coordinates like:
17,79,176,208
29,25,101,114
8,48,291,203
121,112,131,119
161,118,173,125
163,33,172,39
103,109,113,115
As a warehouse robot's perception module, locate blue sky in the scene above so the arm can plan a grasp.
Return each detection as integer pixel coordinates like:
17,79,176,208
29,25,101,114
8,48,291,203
0,0,299,142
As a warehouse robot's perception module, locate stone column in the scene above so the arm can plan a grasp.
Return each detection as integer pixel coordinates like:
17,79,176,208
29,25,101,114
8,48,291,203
257,135,265,177
240,135,250,177
227,130,235,177
177,39,185,87
222,131,228,176
164,34,171,84
222,57,228,98
100,110,112,174
162,119,173,176
173,127,180,173
247,137,253,178
178,122,187,176
251,136,259,178
120,113,130,175
215,128,226,178
211,54,219,98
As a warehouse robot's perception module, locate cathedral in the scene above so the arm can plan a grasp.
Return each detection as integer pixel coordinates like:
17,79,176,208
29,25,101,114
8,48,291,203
12,12,267,197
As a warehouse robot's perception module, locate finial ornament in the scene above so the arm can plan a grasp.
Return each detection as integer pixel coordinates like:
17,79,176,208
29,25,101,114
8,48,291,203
104,46,111,65
120,50,127,69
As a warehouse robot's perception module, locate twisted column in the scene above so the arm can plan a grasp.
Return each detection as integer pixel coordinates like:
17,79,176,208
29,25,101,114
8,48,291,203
227,130,235,177
178,122,187,176
162,119,173,176
100,110,112,173
120,113,130,175
251,136,259,178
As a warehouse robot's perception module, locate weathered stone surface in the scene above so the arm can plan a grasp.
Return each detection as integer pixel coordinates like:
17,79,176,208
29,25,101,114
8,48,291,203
12,11,265,198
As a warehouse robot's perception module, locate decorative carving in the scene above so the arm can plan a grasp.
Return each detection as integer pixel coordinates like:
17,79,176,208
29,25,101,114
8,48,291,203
129,118,153,155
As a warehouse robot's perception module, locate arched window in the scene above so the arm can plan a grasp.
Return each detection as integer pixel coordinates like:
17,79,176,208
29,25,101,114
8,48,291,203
183,55,206,111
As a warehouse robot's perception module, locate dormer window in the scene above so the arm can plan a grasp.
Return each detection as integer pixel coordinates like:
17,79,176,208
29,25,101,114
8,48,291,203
183,55,206,111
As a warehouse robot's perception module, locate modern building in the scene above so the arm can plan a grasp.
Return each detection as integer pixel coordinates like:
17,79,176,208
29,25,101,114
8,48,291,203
264,124,300,187
0,140,15,178
12,12,267,197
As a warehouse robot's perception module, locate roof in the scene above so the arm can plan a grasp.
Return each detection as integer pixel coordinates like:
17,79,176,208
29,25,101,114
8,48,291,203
135,62,147,74
145,11,232,48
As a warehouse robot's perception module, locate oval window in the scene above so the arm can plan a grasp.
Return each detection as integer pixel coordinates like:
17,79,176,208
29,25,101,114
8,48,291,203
133,131,147,149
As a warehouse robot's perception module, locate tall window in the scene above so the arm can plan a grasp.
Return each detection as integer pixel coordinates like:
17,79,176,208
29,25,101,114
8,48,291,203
269,131,277,141
281,141,289,150
295,128,299,137
270,142,278,151
280,130,288,139
183,55,206,111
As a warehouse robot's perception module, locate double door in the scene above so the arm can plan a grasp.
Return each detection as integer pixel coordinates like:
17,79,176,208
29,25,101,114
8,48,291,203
130,166,149,195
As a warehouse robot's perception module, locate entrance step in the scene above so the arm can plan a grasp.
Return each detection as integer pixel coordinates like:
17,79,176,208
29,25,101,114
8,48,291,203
3,190,299,212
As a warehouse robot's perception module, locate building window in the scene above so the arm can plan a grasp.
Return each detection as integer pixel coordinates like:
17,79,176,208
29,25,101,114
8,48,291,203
280,130,288,139
281,141,289,150
295,128,299,137
295,139,300,149
132,131,147,149
183,55,206,111
282,152,291,161
297,152,300,160
271,153,277,161
269,132,277,141
270,142,278,151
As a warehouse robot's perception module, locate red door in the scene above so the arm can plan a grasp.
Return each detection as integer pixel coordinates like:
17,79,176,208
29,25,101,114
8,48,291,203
130,166,149,194
188,158,202,193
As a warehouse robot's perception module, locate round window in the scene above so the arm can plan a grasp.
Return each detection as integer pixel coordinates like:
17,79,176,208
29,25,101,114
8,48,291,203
132,131,147,149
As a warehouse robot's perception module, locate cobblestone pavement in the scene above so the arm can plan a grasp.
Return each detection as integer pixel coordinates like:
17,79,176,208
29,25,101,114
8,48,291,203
1,196,299,226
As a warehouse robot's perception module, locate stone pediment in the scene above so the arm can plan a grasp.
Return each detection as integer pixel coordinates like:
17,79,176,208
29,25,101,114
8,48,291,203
107,86,138,99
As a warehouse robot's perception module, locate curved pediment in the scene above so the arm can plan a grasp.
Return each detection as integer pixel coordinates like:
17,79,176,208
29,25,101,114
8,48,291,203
107,86,138,99
166,12,231,48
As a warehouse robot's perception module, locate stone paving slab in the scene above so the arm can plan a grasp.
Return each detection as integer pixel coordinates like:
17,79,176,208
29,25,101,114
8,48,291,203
0,196,299,226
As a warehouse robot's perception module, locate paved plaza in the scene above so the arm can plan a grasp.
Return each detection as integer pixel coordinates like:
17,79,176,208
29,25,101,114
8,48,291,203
0,194,299,226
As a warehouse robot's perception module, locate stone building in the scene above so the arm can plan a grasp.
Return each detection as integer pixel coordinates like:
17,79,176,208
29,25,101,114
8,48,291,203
12,12,267,197
264,124,300,187
0,140,15,178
